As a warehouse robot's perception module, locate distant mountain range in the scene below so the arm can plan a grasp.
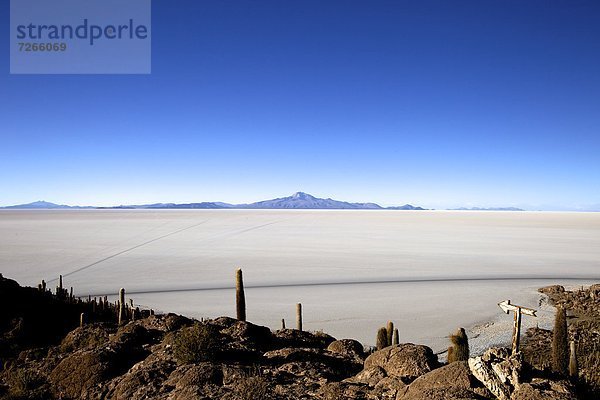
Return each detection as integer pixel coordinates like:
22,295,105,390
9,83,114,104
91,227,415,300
2,192,425,210
450,207,524,211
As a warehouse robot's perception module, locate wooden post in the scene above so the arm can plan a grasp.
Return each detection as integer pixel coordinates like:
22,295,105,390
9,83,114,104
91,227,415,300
118,288,126,325
498,300,537,355
296,303,303,331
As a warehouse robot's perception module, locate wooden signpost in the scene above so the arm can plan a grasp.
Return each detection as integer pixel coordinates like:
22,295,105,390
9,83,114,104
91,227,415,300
498,300,537,354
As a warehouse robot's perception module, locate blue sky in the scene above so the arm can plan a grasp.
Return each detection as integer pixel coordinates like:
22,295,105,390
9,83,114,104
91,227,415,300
1,1,599,210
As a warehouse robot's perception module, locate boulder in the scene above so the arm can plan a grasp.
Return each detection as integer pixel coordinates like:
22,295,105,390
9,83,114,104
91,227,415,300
50,343,148,398
363,344,440,383
403,361,492,400
49,349,117,398
327,339,364,360
60,323,112,353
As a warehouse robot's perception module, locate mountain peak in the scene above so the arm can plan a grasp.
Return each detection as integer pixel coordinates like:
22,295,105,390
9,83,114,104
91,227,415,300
291,192,314,199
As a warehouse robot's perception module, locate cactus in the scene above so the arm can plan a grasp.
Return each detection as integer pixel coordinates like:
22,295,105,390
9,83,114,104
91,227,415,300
393,328,399,345
552,307,568,375
447,346,455,363
376,327,388,350
386,321,394,346
235,269,246,321
281,318,286,329
118,288,126,325
80,312,85,327
569,340,578,379
448,327,469,362
296,303,303,331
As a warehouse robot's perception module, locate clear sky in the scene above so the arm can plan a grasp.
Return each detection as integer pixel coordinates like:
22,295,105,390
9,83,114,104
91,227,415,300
1,1,599,210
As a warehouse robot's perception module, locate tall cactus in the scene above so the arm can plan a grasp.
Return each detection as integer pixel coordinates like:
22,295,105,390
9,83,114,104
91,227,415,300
552,307,568,375
296,303,303,331
376,327,388,350
118,288,126,326
393,328,399,345
386,321,394,346
235,268,246,321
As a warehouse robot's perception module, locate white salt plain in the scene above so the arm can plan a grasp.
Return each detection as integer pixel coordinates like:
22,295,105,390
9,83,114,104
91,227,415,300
1,209,598,354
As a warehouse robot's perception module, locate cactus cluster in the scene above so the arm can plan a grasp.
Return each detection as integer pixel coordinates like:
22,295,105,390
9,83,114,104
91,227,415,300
376,321,399,350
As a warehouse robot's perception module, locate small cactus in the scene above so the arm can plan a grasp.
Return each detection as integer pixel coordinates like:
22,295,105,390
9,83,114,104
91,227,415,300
376,327,388,350
281,318,286,329
80,312,85,327
393,328,399,345
569,340,578,379
235,269,246,321
448,327,469,362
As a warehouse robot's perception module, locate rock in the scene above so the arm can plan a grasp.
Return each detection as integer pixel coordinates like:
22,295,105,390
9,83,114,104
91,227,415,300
109,357,175,400
468,348,525,400
274,328,336,349
60,323,112,353
49,349,117,398
403,361,492,400
111,323,157,348
511,378,576,400
137,313,193,333
327,339,364,360
166,362,223,388
220,319,274,351
373,376,407,398
539,285,565,295
363,344,440,383
344,366,387,386
50,342,149,398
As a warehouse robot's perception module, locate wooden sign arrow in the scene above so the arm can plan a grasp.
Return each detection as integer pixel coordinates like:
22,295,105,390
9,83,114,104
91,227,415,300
498,300,537,317
498,299,538,355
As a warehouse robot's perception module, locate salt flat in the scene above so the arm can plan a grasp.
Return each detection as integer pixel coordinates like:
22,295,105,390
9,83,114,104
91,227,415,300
1,209,598,352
